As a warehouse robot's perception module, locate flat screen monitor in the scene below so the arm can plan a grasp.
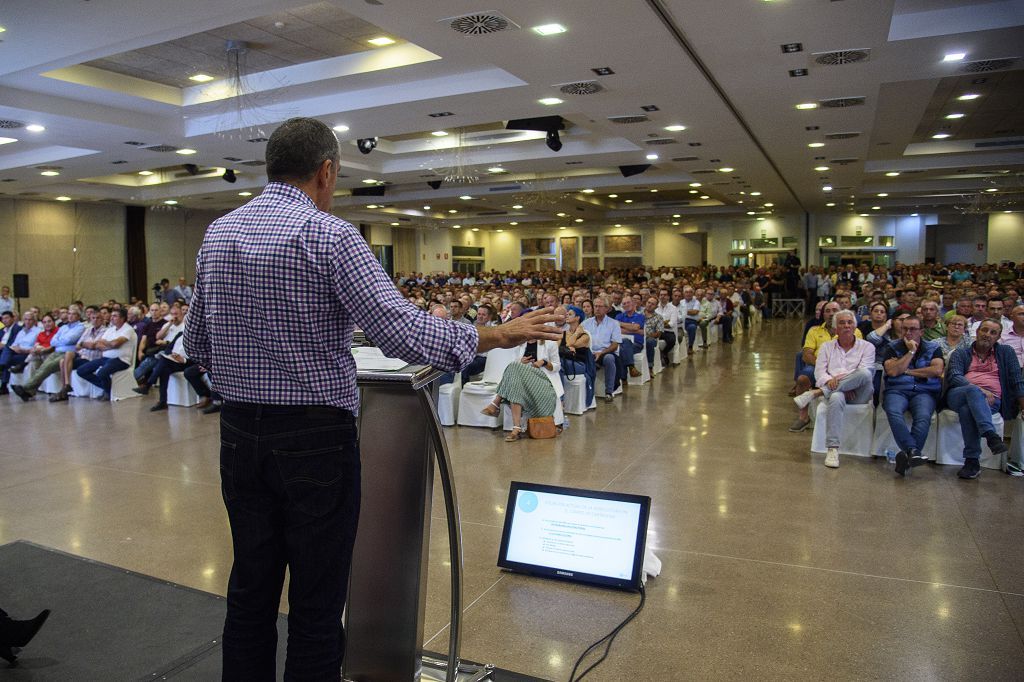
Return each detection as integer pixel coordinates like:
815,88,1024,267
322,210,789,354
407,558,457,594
497,481,651,592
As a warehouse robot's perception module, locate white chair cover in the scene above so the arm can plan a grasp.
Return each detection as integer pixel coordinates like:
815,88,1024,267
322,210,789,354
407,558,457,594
41,373,63,394
563,374,593,415
871,406,939,460
456,347,519,428
810,401,874,457
436,372,461,427
167,371,199,407
627,334,650,386
935,409,1005,470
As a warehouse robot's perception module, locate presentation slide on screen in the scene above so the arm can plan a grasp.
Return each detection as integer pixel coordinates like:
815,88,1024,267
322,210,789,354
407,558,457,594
505,490,642,580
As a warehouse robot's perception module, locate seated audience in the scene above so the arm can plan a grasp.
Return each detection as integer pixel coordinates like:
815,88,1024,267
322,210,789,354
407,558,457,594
12,306,85,400
792,310,876,468
790,301,841,430
937,314,972,362
642,296,670,366
614,296,645,378
75,308,136,399
944,318,1021,479
480,337,562,441
678,286,701,354
0,311,39,394
559,305,594,405
183,364,223,414
1002,304,1024,367
919,300,946,341
582,296,622,402
879,316,944,476
134,319,190,412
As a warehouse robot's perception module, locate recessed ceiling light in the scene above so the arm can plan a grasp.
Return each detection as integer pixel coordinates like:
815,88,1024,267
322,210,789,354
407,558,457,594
795,103,818,110
650,189,658,193
574,218,584,223
664,125,687,132
957,93,981,100
872,206,881,210
55,196,71,202
40,170,60,176
538,97,563,106
689,182,702,187
689,190,698,194
422,205,431,211
239,191,252,196
0,137,17,145
985,188,998,192
877,193,888,197
557,212,567,217
750,191,761,196
391,222,400,226
366,204,379,209
487,166,506,173
624,199,633,203
700,195,710,199
532,23,567,35
646,154,659,160
448,209,458,213
718,167,734,173
496,229,504,233
138,170,153,176
911,213,919,216
814,166,829,172
808,142,825,148
822,185,833,191
943,53,967,62
164,200,178,205
756,217,766,222
512,204,523,209
944,113,965,119
25,124,45,133
362,178,379,184
189,74,215,83
581,188,595,193
559,226,567,230
608,194,618,198
431,130,449,137
368,36,396,46
764,202,774,207
333,124,350,132
0,26,6,34
932,133,951,139
885,171,900,177
510,222,519,225
747,211,756,215
1005,210,1013,213
826,202,836,207
672,221,680,226
176,148,197,155
452,224,462,228
471,227,480,232
672,214,681,218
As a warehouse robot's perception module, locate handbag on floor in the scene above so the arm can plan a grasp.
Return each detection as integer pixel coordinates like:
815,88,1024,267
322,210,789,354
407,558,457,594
527,416,557,439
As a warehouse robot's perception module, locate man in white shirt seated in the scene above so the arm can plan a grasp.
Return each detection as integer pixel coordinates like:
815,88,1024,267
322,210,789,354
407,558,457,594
792,310,876,468
134,318,190,412
582,295,622,402
75,308,136,399
678,286,702,354
969,297,1013,337
1002,304,1024,368
655,289,679,362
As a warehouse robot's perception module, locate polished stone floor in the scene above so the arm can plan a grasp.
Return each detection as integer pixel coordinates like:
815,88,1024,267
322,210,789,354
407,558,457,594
2,320,1024,680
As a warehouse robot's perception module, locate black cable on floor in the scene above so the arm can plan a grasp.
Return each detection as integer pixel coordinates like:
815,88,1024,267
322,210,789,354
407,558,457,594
567,584,646,682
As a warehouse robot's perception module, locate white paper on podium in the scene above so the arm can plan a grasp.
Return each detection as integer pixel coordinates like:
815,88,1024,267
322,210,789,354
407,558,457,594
352,346,409,371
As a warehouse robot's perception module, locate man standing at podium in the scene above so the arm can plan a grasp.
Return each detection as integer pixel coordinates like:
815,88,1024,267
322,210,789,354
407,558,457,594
184,117,562,681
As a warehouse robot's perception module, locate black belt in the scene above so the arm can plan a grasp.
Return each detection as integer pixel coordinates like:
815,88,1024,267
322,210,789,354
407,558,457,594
223,401,355,422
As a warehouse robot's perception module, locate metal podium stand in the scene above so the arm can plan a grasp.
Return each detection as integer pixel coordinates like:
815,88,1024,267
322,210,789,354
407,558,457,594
345,365,493,682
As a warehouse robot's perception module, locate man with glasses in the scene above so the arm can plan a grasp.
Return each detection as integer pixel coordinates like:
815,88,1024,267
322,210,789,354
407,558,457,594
879,316,945,476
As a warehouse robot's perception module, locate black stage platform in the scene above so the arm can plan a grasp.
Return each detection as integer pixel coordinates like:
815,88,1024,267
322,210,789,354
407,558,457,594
0,541,547,681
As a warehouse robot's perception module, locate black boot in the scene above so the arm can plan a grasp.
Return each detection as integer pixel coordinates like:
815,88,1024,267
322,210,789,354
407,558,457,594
0,609,50,666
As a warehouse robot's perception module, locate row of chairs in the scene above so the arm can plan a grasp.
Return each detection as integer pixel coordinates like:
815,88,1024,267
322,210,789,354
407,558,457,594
7,357,201,406
440,309,761,431
806,397,1024,471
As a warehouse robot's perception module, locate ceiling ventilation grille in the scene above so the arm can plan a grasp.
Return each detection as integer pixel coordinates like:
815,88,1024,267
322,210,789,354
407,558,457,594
124,141,146,146
830,158,860,165
672,156,700,162
607,115,649,124
35,165,63,171
239,160,266,166
145,145,179,152
645,138,678,145
813,49,870,66
557,81,604,96
691,169,717,174
442,12,519,35
0,120,24,129
824,132,861,140
961,58,1018,73
819,96,866,108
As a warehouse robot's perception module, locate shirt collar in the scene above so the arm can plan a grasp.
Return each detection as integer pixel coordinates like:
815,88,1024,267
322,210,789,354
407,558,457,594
261,181,318,209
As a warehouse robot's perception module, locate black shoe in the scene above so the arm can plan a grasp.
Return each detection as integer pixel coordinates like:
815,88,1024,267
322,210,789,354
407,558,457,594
150,402,168,412
132,386,149,395
201,403,221,415
894,451,909,477
48,388,69,403
11,385,32,402
958,458,981,479
985,432,1008,456
0,385,8,396
0,609,50,665
909,448,928,467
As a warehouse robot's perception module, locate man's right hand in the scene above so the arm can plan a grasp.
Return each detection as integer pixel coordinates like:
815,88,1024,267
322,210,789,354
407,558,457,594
905,338,918,354
477,307,564,352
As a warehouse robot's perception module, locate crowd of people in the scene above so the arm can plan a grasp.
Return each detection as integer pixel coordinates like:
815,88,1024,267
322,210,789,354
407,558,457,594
786,263,1024,477
2,260,1023,459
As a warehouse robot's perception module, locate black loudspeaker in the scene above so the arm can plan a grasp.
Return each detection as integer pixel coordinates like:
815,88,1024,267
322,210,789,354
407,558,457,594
12,274,29,298
426,180,443,190
619,164,651,178
352,185,387,197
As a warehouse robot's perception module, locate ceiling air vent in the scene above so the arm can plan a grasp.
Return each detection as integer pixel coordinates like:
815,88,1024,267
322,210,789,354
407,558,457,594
607,115,649,124
672,156,700,162
477,210,509,216
830,158,860,165
645,138,678,145
124,141,146,146
239,160,266,166
110,160,127,164
691,169,716,174
0,120,24,129
35,165,62,171
145,145,179,152
557,81,604,96
223,156,243,162
961,58,1018,73
813,49,870,66
819,96,866,108
442,12,519,35
825,132,861,140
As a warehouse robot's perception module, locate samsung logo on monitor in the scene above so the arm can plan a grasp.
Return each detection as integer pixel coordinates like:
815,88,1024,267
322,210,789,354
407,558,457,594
556,570,574,577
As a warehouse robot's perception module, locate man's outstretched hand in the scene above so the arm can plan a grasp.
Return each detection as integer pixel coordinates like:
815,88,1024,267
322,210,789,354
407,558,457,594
476,307,565,353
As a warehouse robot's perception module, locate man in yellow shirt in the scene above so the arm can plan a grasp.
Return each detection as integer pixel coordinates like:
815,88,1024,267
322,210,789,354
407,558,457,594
790,301,863,431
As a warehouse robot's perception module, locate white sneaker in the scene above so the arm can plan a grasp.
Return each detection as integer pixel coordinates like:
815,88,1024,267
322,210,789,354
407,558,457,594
793,390,816,410
824,447,840,468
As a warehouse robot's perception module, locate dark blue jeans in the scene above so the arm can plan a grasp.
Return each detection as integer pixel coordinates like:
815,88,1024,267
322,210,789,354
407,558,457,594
882,389,937,453
460,354,487,385
946,385,1001,460
220,403,361,682
683,319,698,349
0,346,30,385
76,357,128,395
146,356,188,403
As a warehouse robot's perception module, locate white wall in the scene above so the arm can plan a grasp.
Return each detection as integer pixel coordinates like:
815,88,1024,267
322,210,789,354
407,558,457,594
986,212,1024,264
